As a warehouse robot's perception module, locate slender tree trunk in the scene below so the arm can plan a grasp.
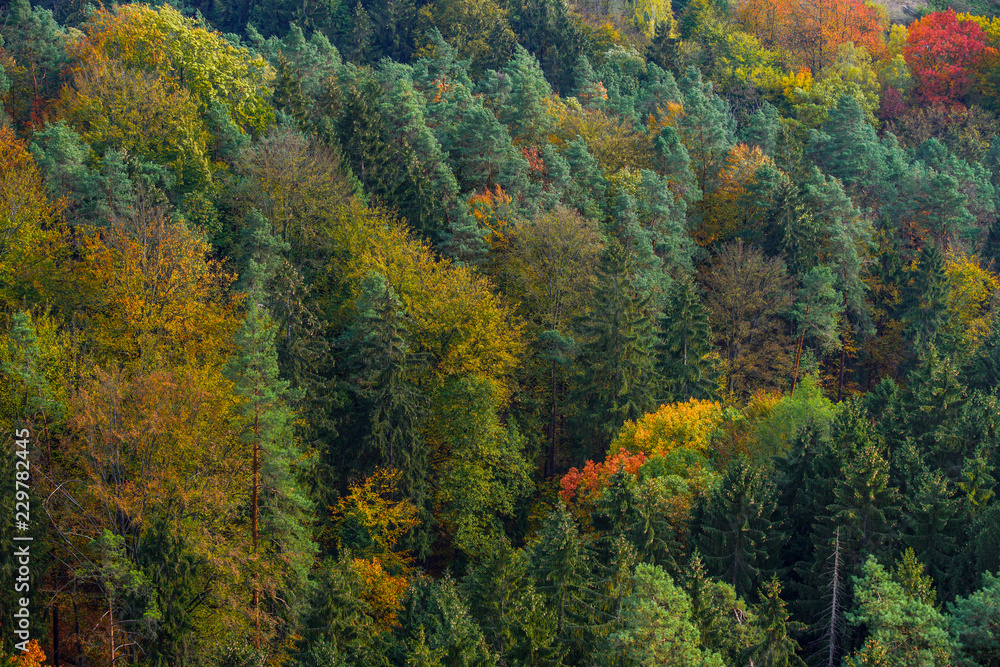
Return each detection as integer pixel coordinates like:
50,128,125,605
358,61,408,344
826,527,841,667
109,597,116,666
549,359,557,479
252,410,260,650
837,344,846,403
53,604,60,667
791,304,810,394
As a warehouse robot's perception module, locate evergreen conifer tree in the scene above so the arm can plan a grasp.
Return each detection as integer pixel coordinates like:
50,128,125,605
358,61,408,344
656,276,718,402
339,272,432,556
696,456,782,599
572,241,658,460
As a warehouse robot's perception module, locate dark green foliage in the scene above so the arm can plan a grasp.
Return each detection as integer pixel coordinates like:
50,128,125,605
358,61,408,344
963,316,1000,391
696,457,782,599
571,241,658,460
339,272,432,555
502,0,589,93
299,555,388,664
749,576,807,667
600,563,726,667
460,538,563,665
656,276,719,402
0,0,69,127
137,520,206,666
682,553,759,664
394,575,495,667
902,471,959,589
807,96,885,204
949,571,1000,667
677,66,735,197
900,245,953,354
528,502,593,654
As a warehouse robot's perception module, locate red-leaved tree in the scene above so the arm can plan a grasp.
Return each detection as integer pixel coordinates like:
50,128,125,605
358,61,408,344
904,9,997,105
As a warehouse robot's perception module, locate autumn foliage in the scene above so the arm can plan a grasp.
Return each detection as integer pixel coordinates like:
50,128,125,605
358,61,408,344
735,0,888,71
559,449,649,504
904,10,997,104
610,398,723,458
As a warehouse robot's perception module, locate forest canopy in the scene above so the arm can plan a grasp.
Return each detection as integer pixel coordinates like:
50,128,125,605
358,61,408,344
2,0,1000,664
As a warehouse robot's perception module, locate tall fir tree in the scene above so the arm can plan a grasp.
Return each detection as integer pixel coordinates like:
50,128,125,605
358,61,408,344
696,456,782,599
339,272,432,557
899,244,953,355
656,276,718,403
571,241,658,461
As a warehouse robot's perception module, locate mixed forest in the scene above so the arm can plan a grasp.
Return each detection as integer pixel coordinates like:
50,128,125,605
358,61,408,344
3,0,1000,664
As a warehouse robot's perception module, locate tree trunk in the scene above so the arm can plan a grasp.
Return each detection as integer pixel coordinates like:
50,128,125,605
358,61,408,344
791,303,810,394
548,359,557,479
252,410,260,650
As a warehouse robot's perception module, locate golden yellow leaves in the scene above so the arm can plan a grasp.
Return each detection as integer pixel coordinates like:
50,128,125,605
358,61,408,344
332,467,420,569
0,128,63,298
330,202,524,395
60,55,213,191
78,205,237,367
610,398,723,457
943,251,1000,353
69,4,274,133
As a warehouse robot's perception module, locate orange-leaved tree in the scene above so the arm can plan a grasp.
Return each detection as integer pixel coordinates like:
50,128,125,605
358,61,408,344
736,0,887,72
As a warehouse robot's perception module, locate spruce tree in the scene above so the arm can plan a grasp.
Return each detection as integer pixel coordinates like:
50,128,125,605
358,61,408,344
339,272,432,557
749,576,807,667
528,502,594,657
656,276,718,403
571,241,658,460
901,244,954,355
696,456,782,599
461,538,563,665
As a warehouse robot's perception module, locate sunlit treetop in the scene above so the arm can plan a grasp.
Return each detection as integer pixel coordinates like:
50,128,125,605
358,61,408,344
69,3,275,134
904,9,997,105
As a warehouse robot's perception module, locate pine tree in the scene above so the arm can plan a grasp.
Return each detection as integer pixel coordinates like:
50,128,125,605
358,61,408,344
845,556,954,667
807,95,885,204
677,66,735,199
682,552,760,664
226,219,315,648
600,563,726,667
830,442,900,560
227,299,316,649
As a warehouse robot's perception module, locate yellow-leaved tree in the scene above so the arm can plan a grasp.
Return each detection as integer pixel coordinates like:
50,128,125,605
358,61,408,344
610,398,723,458
944,251,999,354
70,4,274,134
0,127,62,304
